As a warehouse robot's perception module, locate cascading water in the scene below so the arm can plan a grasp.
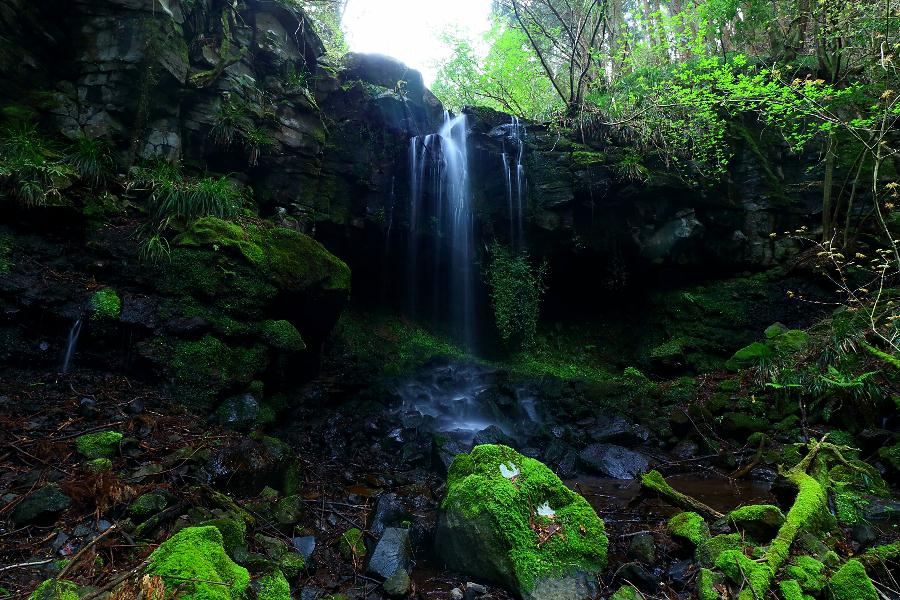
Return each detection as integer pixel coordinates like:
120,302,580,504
501,116,527,249
60,318,83,374
407,112,475,346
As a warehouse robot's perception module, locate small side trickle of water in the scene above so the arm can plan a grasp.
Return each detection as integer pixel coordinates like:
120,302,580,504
60,318,83,374
501,116,527,249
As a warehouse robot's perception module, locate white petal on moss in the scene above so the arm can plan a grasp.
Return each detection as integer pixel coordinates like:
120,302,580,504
537,501,555,518
499,462,520,479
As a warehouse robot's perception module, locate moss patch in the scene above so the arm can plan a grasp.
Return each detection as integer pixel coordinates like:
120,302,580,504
339,528,365,561
609,585,641,600
715,549,772,600
146,526,250,600
256,569,290,600
75,431,123,459
829,559,878,600
169,335,268,408
90,288,122,321
784,555,826,592
667,511,710,546
440,444,607,592
261,320,306,352
28,580,79,600
697,533,744,568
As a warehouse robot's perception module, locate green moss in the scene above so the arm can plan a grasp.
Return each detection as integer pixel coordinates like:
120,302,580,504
146,526,250,600
784,556,826,592
715,549,773,600
725,341,774,370
0,231,12,275
256,569,290,600
696,568,721,600
609,585,641,600
442,444,607,592
779,579,806,600
828,559,878,600
130,492,168,519
877,443,900,471
726,504,785,536
697,533,744,567
90,288,122,321
764,468,833,575
177,217,351,293
85,457,112,472
772,329,810,353
859,541,900,569
75,431,123,459
197,518,248,555
339,528,365,561
27,580,79,600
279,553,305,578
169,335,268,408
667,511,710,546
571,150,606,168
261,320,306,352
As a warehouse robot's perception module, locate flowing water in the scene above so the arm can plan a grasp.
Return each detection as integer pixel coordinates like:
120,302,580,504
407,112,475,346
500,116,527,249
60,318,83,374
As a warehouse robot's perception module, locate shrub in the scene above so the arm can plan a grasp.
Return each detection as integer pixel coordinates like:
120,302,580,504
484,241,547,349
0,123,73,206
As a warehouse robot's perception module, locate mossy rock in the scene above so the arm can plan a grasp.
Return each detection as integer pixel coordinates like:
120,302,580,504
784,556,826,592
715,549,772,599
254,569,290,600
261,319,306,352
168,335,268,409
697,533,744,568
667,511,710,546
609,585,641,600
85,457,113,473
76,431,123,459
436,445,607,600
197,517,248,555
129,491,169,520
28,579,79,600
146,526,250,600
778,579,809,600
878,443,900,472
696,568,723,600
726,504,785,542
279,553,305,578
828,559,878,600
725,341,774,371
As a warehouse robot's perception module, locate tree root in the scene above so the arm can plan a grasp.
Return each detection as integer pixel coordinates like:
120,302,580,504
640,470,724,521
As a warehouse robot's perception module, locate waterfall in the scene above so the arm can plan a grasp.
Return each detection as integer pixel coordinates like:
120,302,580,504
502,116,527,249
60,318,83,374
407,112,474,346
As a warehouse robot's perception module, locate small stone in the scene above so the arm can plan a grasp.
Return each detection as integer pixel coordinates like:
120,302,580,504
51,532,70,552
10,484,71,525
627,532,656,564
450,589,464,600
464,582,487,599
367,527,412,579
383,569,411,597
292,536,316,559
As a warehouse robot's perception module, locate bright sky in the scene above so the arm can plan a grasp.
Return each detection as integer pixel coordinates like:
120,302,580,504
342,0,493,85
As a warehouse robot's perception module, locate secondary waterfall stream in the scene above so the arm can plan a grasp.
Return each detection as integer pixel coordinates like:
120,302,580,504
60,318,83,374
501,116,527,249
407,112,474,346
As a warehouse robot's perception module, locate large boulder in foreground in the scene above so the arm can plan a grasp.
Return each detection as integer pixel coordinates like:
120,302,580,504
436,445,607,600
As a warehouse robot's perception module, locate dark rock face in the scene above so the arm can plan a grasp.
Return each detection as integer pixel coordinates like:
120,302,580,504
10,483,71,525
579,444,650,479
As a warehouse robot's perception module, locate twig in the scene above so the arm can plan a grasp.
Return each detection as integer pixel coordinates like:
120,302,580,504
0,559,54,572
80,560,149,600
56,524,118,580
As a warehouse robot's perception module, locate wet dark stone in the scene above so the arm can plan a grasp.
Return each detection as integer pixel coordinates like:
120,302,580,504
369,493,410,538
579,444,650,479
367,527,412,579
472,425,515,448
627,532,656,564
11,483,71,525
589,416,649,446
671,440,699,461
206,437,291,493
292,536,316,559
666,559,695,590
615,563,659,593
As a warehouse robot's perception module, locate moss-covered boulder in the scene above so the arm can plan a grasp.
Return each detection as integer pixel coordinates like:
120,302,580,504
146,526,250,600
726,504,785,542
145,217,351,409
667,511,710,546
254,569,290,600
828,559,878,600
436,445,607,600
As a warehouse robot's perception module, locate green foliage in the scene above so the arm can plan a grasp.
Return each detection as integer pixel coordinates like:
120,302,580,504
433,21,562,120
0,122,73,206
28,580,79,600
339,528,365,561
0,231,12,275
90,288,122,321
66,135,114,186
261,319,306,352
484,242,547,349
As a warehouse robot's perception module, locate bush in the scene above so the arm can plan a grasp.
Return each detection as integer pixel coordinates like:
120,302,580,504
0,123,73,206
484,241,547,349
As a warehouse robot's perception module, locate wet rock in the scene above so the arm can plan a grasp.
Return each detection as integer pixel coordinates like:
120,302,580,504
213,393,260,430
725,505,785,542
464,582,487,599
300,587,325,600
207,437,291,493
627,532,656,564
667,559,694,590
589,416,649,446
367,527,412,579
432,437,469,474
11,483,71,525
450,589,464,600
671,440,699,461
292,536,316,559
544,440,579,479
472,425,515,448
614,563,658,593
274,495,304,525
370,493,410,538
383,568,412,597
578,444,650,479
